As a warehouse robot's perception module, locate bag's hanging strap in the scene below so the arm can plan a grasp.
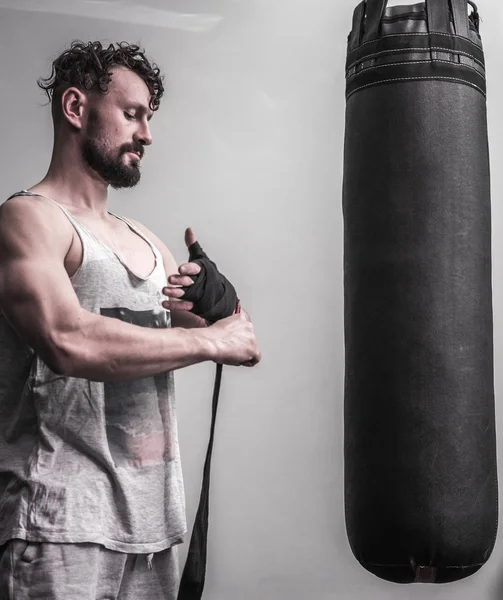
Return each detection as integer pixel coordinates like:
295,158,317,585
177,301,241,600
348,1,366,51
449,0,469,38
361,0,469,42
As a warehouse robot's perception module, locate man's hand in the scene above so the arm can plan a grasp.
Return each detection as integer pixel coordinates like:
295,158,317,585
162,227,201,313
162,226,241,325
204,311,261,367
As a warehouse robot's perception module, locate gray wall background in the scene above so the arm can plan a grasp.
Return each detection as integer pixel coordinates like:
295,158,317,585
1,0,503,598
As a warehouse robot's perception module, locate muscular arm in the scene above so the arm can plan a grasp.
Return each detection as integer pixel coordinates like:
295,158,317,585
0,197,217,382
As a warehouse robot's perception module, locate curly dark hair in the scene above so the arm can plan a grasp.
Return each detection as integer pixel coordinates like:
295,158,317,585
37,40,165,120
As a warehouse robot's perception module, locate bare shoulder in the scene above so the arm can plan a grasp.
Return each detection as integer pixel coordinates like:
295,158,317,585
0,195,74,255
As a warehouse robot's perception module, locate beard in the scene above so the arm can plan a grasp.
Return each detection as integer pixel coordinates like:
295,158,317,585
81,110,143,189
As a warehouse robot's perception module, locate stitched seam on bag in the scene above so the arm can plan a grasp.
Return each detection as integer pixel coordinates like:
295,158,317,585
347,32,482,58
346,46,485,72
489,472,499,553
8,542,14,600
362,561,486,568
347,76,486,100
347,59,485,82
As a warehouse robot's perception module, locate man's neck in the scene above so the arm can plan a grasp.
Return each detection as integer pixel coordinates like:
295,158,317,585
32,159,110,219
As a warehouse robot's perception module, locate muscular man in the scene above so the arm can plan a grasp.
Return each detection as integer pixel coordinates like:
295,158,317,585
0,40,261,600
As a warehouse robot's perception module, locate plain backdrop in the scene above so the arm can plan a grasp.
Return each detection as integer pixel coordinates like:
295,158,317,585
0,0,503,598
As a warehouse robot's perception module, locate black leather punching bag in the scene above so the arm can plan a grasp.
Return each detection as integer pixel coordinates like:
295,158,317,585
343,0,497,584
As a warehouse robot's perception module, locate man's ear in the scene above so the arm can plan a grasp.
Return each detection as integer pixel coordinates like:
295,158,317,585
60,87,88,131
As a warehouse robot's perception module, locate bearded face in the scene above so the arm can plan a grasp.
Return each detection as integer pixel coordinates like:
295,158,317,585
81,108,144,189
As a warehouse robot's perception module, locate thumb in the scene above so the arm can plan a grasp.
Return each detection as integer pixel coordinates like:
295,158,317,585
185,227,197,249
186,227,209,261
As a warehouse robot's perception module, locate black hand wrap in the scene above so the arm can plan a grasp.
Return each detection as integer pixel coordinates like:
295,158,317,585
181,241,239,324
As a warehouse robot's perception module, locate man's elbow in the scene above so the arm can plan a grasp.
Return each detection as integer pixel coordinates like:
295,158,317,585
44,329,84,377
37,336,70,376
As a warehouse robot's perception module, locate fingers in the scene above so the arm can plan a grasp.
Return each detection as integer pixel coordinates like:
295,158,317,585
165,276,193,289
179,262,201,276
163,286,186,299
162,298,194,311
241,353,261,367
166,262,200,288
240,309,252,322
162,287,199,312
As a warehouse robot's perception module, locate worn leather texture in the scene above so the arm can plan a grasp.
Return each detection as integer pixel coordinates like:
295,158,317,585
343,0,497,585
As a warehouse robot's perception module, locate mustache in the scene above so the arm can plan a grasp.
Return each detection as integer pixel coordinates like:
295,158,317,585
122,145,144,158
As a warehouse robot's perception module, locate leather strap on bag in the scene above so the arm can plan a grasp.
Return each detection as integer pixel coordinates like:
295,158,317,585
361,0,469,42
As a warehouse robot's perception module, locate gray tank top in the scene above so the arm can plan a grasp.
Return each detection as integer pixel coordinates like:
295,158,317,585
0,190,186,553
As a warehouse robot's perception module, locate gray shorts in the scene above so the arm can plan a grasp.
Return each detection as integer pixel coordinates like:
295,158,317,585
0,539,180,600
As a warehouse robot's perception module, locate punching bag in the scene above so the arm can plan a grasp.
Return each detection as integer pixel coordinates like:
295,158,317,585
343,0,497,584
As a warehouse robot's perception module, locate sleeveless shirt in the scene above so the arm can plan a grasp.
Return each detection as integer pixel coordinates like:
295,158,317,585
0,190,187,553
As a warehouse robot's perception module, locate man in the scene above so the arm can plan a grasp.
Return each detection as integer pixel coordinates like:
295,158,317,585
0,40,261,599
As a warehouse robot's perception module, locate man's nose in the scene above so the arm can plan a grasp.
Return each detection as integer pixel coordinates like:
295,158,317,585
135,119,152,146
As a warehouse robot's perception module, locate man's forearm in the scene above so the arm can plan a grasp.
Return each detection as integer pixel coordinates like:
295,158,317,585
56,309,217,382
